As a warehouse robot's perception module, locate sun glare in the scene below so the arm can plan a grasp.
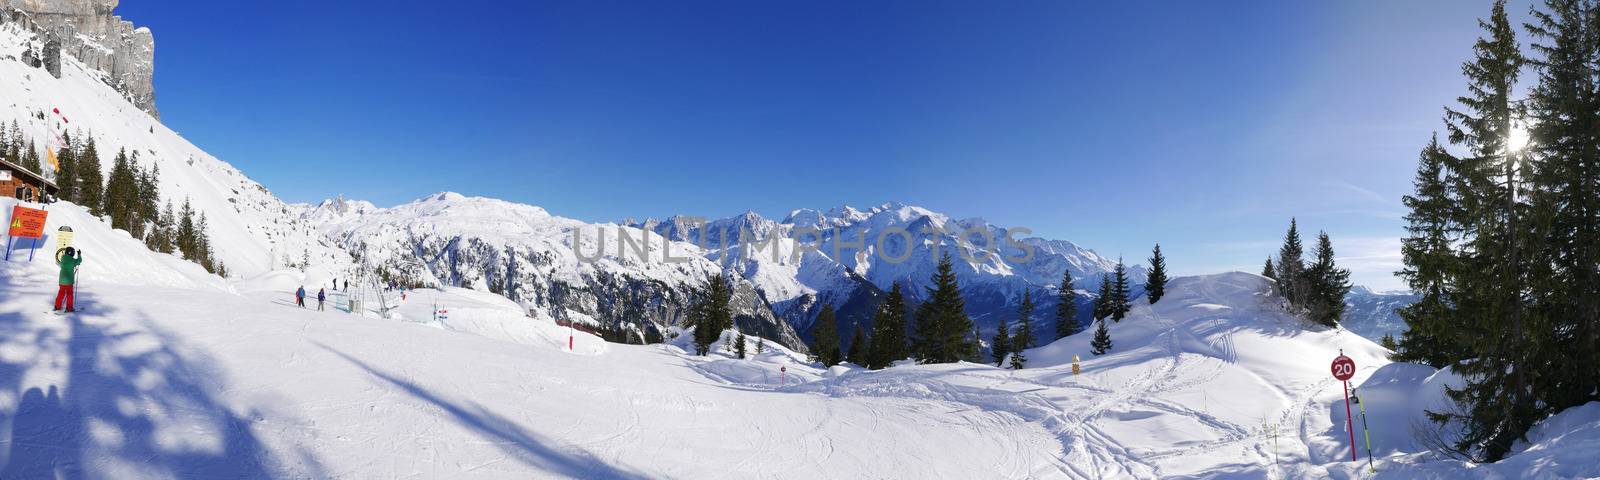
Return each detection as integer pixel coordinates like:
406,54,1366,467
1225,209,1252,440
1509,121,1531,153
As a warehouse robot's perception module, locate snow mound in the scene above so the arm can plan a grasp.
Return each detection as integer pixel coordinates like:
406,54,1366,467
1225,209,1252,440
2,198,227,292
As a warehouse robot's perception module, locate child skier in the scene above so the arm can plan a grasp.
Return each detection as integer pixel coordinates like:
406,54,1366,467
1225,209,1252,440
54,247,82,312
296,286,306,308
317,288,326,311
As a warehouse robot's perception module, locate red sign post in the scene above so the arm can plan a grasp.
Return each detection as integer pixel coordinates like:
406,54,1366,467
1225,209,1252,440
1331,351,1357,462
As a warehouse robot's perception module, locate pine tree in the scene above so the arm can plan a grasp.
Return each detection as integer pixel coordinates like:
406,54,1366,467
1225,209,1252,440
912,253,976,363
688,284,712,356
1008,349,1025,370
1090,319,1112,355
1396,136,1466,367
812,304,841,365
1429,0,1539,461
1380,334,1398,352
846,325,867,365
1524,0,1600,416
1275,218,1308,310
104,149,138,231
177,199,197,257
196,213,216,272
1147,244,1168,304
1261,257,1276,280
734,331,747,359
991,318,1011,367
1110,258,1132,321
54,132,77,202
691,274,733,355
137,162,160,227
1304,232,1352,327
77,136,103,216
1055,269,1080,339
867,283,909,369
1092,274,1113,321
1014,290,1035,351
20,140,40,175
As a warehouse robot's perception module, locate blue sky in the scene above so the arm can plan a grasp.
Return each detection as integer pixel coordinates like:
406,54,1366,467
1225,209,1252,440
118,1,1517,290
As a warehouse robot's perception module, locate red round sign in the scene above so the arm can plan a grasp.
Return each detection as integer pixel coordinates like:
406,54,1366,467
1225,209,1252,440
1331,355,1356,381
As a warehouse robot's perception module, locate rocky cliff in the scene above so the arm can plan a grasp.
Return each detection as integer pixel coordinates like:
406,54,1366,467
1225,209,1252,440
2,0,156,118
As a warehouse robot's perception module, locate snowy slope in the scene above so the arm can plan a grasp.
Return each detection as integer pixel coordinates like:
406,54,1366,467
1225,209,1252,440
300,192,810,352
0,22,352,278
6,259,1593,478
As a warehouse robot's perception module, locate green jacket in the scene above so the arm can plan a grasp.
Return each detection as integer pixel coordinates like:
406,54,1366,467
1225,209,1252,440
59,254,81,286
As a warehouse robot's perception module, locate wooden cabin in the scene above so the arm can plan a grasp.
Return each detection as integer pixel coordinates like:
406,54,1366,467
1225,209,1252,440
0,158,58,203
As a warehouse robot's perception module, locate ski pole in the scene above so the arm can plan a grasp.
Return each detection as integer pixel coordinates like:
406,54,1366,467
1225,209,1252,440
1355,388,1375,473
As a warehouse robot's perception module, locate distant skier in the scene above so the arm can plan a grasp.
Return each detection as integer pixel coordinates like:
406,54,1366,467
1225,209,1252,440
317,288,326,311
295,286,306,308
53,247,82,312
332,278,337,291
343,279,348,291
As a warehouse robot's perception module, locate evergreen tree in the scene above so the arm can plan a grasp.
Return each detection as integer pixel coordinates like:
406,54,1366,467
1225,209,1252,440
912,253,976,363
1147,244,1168,304
137,162,160,227
54,132,77,202
1092,274,1113,321
1275,218,1308,310
1396,136,1466,367
1380,333,1398,352
867,283,909,369
1055,269,1080,339
1008,349,1025,370
104,149,138,232
691,274,733,355
177,199,197,257
734,331,747,359
1110,258,1132,321
20,140,40,175
1524,0,1600,416
846,325,867,365
812,304,841,365
1261,257,1276,280
1014,290,1035,351
1090,319,1112,355
77,136,103,216
1304,232,1352,327
196,213,216,273
1428,1,1540,461
991,318,1011,367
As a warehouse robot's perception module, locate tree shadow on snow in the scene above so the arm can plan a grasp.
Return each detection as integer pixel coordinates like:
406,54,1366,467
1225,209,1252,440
0,282,327,479
315,342,649,479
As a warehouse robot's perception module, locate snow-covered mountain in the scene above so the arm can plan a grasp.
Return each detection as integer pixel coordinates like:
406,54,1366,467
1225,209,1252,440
633,202,1145,340
1340,285,1417,343
300,193,810,353
0,12,352,279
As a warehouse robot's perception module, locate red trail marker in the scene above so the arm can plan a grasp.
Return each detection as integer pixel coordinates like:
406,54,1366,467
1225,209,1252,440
1332,351,1357,461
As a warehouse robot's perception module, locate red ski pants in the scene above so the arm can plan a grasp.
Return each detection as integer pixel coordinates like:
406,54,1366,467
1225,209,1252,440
54,284,75,311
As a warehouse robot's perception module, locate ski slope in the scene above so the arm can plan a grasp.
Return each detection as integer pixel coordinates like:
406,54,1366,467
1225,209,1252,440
4,201,1596,479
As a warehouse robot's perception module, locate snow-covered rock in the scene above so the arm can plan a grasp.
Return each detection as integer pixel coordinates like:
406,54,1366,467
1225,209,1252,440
635,203,1142,339
1340,285,1417,343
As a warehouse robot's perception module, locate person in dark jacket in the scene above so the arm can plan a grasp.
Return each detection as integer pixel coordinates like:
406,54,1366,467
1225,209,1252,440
295,286,306,308
317,288,326,311
54,248,82,312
